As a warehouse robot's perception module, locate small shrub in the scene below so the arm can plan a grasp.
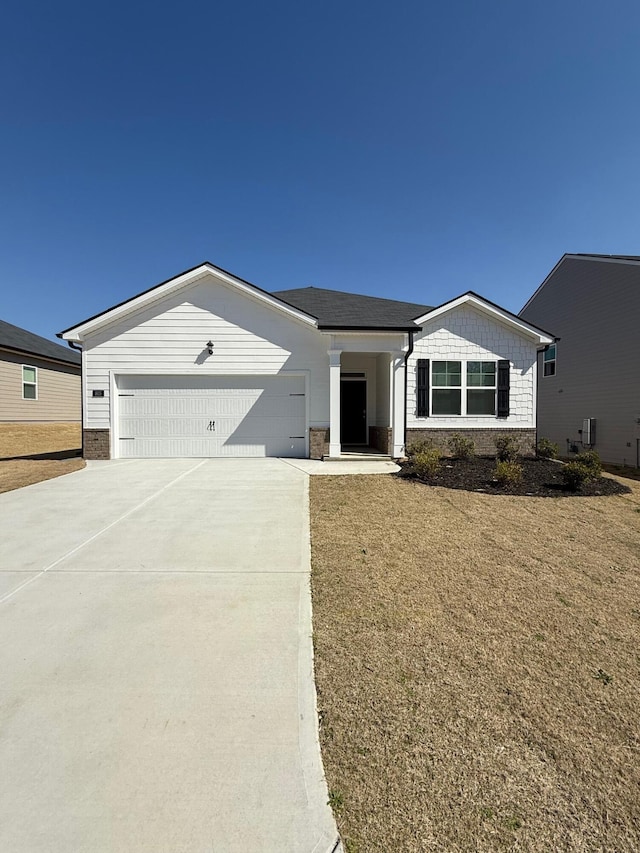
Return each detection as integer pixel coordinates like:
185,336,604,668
494,460,523,486
406,438,434,459
537,437,559,459
561,461,591,491
494,434,520,462
577,450,602,478
412,447,441,479
447,433,475,459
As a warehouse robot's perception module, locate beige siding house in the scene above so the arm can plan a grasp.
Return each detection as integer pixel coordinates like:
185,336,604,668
59,261,552,460
520,254,640,466
0,319,81,422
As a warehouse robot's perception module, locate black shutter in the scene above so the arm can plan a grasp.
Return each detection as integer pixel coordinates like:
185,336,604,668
497,359,510,418
416,359,429,417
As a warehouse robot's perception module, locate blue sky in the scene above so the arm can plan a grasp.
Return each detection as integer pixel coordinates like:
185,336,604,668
2,0,640,341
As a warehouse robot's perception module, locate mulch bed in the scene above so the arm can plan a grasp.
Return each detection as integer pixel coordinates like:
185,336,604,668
398,456,631,497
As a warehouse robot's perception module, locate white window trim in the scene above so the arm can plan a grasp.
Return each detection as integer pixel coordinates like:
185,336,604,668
431,359,497,417
543,344,556,377
22,364,38,401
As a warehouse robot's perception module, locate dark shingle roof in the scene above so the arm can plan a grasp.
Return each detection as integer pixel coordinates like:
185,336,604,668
574,254,640,261
272,286,433,330
0,319,80,366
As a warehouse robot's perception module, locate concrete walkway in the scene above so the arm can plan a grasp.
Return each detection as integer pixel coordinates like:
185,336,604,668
0,459,341,853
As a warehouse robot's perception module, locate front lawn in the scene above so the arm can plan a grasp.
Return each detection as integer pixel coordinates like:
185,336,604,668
310,474,640,852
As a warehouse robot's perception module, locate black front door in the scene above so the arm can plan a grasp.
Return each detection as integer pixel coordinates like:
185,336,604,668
340,380,367,444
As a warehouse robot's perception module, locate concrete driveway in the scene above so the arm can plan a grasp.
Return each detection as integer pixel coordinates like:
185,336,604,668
0,459,339,853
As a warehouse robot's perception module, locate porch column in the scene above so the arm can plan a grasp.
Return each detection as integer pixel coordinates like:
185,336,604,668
328,349,342,457
391,351,406,458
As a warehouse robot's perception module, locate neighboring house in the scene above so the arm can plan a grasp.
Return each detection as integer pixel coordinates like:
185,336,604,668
0,319,81,423
520,253,640,466
58,262,553,460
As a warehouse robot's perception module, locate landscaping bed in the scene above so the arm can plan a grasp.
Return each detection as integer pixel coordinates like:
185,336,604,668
398,456,631,497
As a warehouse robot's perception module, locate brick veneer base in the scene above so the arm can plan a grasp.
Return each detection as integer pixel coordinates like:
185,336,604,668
83,429,111,460
369,426,392,454
406,427,536,457
309,427,330,460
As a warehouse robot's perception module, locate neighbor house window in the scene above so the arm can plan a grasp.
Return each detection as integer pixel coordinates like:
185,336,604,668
543,344,556,376
22,365,37,400
466,361,496,415
432,361,462,415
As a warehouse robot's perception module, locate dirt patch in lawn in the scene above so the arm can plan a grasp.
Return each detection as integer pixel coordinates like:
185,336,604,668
0,458,85,494
399,456,630,497
0,423,84,492
0,422,81,459
310,474,640,853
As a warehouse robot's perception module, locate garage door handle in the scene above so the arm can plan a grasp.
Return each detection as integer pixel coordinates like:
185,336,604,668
289,436,304,439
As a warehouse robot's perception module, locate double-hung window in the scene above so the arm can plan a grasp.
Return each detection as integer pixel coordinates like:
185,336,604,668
431,360,497,416
543,344,556,377
22,366,37,400
432,361,462,415
466,361,496,415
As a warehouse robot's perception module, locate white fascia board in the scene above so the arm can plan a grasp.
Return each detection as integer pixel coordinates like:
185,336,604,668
413,293,554,345
60,264,317,342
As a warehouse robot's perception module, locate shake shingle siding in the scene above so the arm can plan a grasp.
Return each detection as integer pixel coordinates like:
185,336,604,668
520,256,640,465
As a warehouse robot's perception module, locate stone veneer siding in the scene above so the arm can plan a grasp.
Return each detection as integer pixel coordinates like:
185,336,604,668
406,427,536,457
369,426,392,454
83,429,111,460
309,427,330,460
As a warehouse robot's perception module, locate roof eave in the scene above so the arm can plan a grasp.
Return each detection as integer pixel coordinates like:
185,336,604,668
414,291,555,344
59,262,318,340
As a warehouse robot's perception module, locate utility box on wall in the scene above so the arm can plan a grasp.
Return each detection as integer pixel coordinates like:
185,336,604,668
582,418,596,446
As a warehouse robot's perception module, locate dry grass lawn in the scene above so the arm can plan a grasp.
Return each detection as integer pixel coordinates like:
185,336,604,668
310,474,640,852
0,423,84,493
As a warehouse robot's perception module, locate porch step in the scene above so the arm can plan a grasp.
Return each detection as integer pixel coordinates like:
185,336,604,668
324,453,394,462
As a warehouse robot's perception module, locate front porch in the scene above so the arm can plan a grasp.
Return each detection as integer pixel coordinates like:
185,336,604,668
310,336,409,460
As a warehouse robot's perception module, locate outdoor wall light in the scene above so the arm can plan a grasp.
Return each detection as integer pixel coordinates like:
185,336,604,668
206,340,214,355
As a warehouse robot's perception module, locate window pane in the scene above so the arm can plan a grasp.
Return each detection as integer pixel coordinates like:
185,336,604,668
543,345,556,362
432,361,461,387
543,361,556,377
23,367,36,383
23,383,36,399
467,389,495,415
433,389,461,415
467,361,480,374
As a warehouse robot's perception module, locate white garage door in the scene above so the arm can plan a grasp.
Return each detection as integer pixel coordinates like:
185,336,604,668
117,375,306,458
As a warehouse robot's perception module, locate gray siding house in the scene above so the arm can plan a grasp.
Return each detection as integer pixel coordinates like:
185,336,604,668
0,319,81,423
520,254,640,466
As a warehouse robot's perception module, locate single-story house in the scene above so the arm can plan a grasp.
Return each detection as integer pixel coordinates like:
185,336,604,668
520,253,640,466
58,262,554,460
1,318,81,423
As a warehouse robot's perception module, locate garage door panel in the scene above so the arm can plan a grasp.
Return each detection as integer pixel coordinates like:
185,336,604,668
117,375,306,458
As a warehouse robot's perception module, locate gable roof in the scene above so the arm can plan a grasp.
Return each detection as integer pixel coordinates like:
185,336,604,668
520,253,640,314
413,291,555,343
0,318,80,367
59,262,318,340
273,287,433,331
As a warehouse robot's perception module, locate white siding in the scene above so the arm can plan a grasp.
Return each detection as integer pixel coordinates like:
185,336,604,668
407,305,537,429
83,276,330,431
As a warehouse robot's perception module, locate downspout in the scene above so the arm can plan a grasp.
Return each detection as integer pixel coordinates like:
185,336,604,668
403,330,415,456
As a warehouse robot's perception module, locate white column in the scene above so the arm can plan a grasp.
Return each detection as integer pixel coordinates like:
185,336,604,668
328,349,342,457
391,351,406,458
